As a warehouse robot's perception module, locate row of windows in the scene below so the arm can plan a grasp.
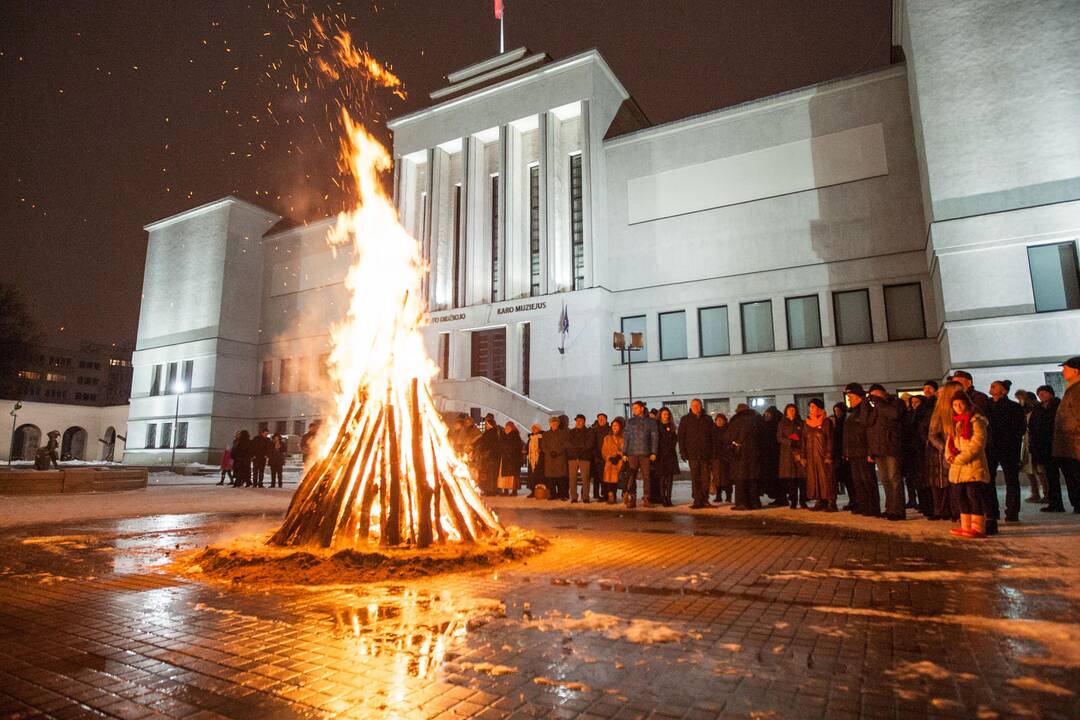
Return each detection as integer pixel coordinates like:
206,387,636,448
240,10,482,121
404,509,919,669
261,355,330,395
145,422,188,449
76,376,100,386
44,388,68,400
74,392,98,401
622,283,925,363
149,360,194,396
78,360,102,370
108,358,131,367
48,356,72,368
257,419,312,437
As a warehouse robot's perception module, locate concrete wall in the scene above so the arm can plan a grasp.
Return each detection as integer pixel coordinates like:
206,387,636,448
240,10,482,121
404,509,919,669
0,402,129,463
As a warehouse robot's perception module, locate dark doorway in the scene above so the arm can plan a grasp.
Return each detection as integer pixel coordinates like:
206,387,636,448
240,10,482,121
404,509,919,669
471,328,506,386
62,426,88,461
12,424,41,460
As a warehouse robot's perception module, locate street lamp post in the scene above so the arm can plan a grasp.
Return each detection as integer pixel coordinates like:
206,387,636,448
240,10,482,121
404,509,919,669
612,332,645,409
170,382,184,471
8,401,22,468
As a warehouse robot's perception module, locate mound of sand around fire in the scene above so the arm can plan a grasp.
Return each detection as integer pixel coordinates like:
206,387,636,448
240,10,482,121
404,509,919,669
172,527,548,586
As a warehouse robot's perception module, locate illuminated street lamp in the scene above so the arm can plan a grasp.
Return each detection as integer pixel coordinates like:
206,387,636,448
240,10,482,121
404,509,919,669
170,380,185,471
612,331,645,408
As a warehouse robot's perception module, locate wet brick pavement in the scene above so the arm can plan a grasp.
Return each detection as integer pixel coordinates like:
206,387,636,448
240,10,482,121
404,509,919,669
0,502,1077,719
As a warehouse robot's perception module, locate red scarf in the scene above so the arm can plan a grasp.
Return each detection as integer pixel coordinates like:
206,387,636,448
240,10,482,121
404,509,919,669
948,411,974,456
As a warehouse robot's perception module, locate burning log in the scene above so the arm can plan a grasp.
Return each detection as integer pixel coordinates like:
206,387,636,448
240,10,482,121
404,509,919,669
267,55,502,549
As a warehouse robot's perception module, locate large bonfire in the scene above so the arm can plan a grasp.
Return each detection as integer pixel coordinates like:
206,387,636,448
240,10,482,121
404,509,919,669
269,31,502,550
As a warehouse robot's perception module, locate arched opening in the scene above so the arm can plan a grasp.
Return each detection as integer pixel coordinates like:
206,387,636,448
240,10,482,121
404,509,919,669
11,424,41,461
61,426,88,461
100,426,117,462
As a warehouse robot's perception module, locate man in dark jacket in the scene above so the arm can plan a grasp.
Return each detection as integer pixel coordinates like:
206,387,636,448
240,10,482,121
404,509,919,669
1052,357,1080,512
951,371,990,414
250,428,272,488
624,401,658,506
678,398,714,508
987,380,1027,521
567,414,596,503
1031,384,1063,512
726,404,762,510
541,415,571,500
867,384,904,520
300,421,320,470
914,381,939,517
591,414,611,500
842,383,879,517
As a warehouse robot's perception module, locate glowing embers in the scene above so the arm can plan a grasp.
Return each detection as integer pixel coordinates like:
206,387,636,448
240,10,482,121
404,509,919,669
269,32,501,549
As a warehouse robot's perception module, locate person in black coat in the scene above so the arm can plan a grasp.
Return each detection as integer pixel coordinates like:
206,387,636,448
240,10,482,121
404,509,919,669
831,403,851,504
567,414,596,503
842,384,879,516
727,404,763,510
591,414,611,500
249,429,272,488
867,384,904,520
654,408,679,506
496,422,525,496
678,399,715,508
231,430,253,487
760,407,782,506
268,432,287,488
987,379,1027,522
711,413,732,503
1031,385,1064,512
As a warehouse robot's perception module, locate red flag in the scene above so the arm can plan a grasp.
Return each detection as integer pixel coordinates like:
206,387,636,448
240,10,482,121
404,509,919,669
494,0,504,20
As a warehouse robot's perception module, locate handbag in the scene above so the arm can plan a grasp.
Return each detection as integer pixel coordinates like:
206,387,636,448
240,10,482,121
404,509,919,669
617,463,634,491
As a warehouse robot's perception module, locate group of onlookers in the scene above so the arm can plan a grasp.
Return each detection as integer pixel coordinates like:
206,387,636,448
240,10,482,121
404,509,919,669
451,356,1080,540
216,423,319,488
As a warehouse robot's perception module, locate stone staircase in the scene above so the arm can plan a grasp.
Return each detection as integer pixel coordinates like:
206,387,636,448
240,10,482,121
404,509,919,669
431,377,562,432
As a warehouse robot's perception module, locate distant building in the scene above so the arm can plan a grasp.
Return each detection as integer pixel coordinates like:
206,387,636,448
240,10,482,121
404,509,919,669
7,338,133,407
125,0,1080,465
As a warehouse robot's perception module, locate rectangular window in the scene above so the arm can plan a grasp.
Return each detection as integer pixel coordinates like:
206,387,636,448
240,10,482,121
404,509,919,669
620,315,647,364
704,398,730,417
698,306,730,357
1045,372,1065,398
740,301,775,353
658,310,688,360
1028,242,1080,312
491,174,499,303
145,423,157,449
319,353,331,381
884,283,926,340
570,153,585,290
748,395,776,412
149,364,161,396
785,295,822,350
833,289,873,345
176,422,188,449
181,360,194,392
261,360,273,394
521,322,531,396
293,419,305,437
279,358,294,393
275,420,287,435
452,184,463,308
165,362,178,394
297,356,311,392
438,332,450,380
529,164,541,297
665,400,689,427
160,422,172,449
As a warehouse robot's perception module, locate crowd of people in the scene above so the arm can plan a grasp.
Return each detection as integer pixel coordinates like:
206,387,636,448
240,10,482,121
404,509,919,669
450,357,1080,539
216,423,319,488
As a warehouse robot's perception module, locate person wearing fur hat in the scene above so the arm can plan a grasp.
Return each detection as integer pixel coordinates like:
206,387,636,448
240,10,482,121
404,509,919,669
945,394,991,538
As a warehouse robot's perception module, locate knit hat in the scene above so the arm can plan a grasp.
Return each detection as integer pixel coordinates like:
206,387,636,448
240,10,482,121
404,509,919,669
843,382,865,396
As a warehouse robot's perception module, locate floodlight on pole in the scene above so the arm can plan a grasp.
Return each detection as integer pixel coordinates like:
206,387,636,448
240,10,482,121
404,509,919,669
613,331,644,407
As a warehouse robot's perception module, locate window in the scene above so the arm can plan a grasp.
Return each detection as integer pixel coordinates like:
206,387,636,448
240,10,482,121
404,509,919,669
160,422,172,449
794,393,821,419
620,315,647,364
704,398,730,417
438,332,450,380
1045,372,1065,398
833,289,873,345
785,295,822,350
748,395,775,411
698,306,730,357
109,358,130,367
452,184,463,308
884,283,926,340
570,153,585,290
150,365,161,396
491,174,499,303
665,400,689,427
279,358,294,393
658,310,687,360
261,360,273,394
145,423,157,449
1028,242,1080,312
16,370,40,381
45,373,67,383
319,353,331,380
293,419,305,436
176,422,188,449
181,360,194,392
275,420,287,435
740,301,775,353
529,164,541,296
297,357,311,392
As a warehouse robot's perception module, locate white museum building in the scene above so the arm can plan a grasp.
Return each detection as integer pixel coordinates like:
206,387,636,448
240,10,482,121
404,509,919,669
124,0,1080,465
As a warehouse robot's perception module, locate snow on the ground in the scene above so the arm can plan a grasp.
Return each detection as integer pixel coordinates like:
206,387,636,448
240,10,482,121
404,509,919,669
531,610,687,643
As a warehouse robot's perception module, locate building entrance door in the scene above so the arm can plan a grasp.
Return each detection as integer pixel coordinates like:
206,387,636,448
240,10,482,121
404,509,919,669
471,328,506,386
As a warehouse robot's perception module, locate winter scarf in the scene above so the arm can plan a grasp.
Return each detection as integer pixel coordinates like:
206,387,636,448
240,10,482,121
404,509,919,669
948,411,974,456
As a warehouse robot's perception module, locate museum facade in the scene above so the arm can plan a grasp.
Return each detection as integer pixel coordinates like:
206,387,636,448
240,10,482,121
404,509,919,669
124,0,1080,464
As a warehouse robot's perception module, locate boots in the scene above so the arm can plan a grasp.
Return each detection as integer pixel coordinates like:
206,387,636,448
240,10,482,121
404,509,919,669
966,514,987,538
950,514,972,537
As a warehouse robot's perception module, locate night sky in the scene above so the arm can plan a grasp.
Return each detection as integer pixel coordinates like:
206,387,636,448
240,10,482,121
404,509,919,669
0,0,891,347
